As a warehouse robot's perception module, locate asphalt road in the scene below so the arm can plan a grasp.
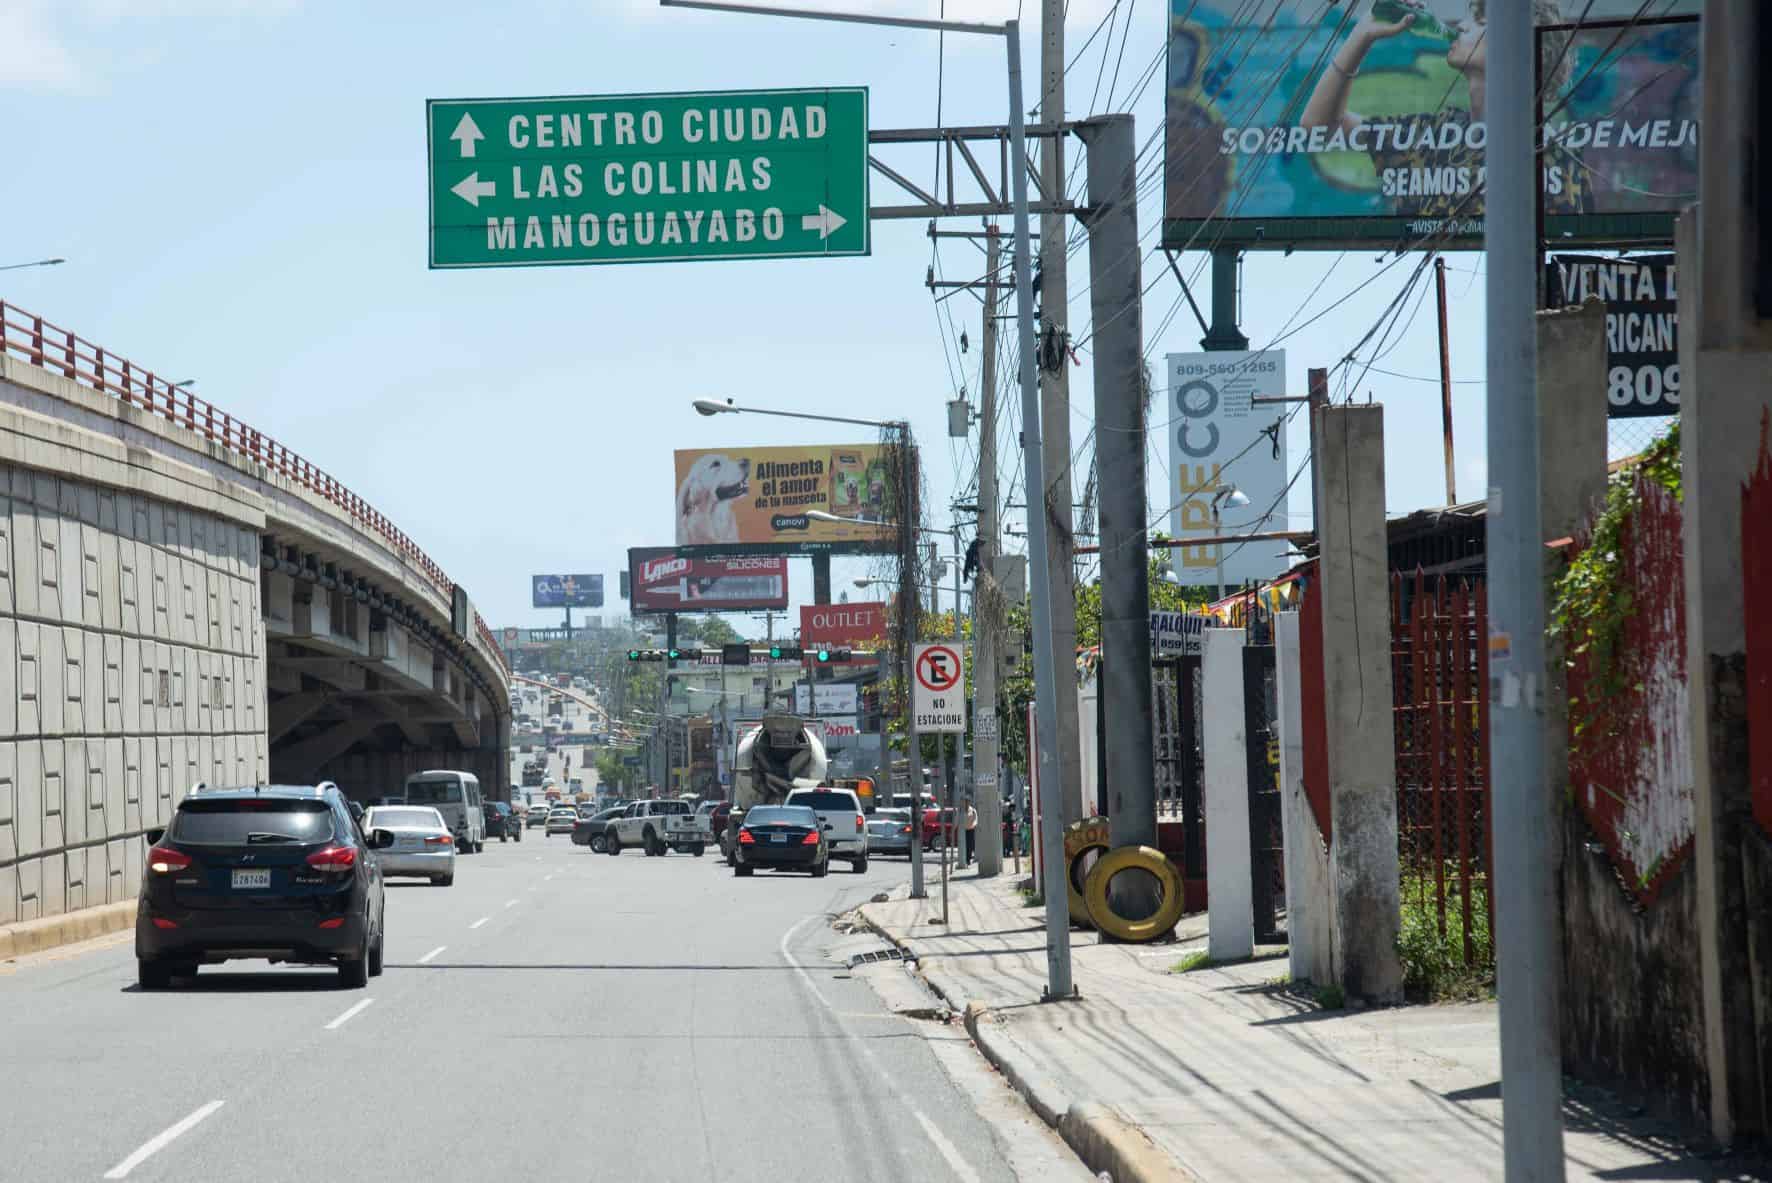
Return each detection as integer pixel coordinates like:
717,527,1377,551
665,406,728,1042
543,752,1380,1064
0,836,1082,1182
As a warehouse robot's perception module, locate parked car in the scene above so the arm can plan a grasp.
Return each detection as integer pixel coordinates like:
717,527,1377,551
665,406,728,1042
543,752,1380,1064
865,808,916,856
135,782,391,989
482,801,522,843
731,804,828,878
920,807,959,850
544,806,579,836
784,787,869,873
572,807,626,852
364,805,456,885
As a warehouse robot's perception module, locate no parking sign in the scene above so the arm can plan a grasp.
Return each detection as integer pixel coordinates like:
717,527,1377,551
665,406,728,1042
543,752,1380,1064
912,642,967,734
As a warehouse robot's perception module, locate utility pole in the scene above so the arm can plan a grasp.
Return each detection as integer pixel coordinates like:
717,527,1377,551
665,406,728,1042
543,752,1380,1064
1080,116,1157,885
901,432,928,901
975,224,1005,877
1485,1,1564,1176
1435,256,1458,505
1038,0,1083,824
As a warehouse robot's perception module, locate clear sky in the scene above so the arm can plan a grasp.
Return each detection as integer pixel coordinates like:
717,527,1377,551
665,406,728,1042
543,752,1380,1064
2,0,1504,636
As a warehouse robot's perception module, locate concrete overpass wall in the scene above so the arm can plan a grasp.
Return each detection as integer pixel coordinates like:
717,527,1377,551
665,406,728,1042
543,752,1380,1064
0,398,268,926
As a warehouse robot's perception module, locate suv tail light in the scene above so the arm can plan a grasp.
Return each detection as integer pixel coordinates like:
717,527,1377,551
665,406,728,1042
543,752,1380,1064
148,846,191,874
801,831,820,846
898,825,912,835
305,845,358,873
738,829,756,845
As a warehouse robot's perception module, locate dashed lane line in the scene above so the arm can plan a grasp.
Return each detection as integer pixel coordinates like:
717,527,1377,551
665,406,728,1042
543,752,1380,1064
418,945,446,964
324,999,374,1031
103,1100,225,1179
469,917,490,930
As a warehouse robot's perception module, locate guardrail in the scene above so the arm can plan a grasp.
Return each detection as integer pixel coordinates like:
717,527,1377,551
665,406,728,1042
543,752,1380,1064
0,300,508,676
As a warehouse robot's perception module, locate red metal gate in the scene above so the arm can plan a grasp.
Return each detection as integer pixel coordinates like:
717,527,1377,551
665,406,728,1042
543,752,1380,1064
1391,572,1493,964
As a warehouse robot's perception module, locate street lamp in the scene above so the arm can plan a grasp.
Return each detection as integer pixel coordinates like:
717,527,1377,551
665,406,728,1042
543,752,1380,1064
0,258,65,272
691,398,907,432
1210,485,1252,602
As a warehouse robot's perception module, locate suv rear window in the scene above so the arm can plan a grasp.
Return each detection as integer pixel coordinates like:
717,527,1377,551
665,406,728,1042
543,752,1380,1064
172,799,334,844
787,790,858,812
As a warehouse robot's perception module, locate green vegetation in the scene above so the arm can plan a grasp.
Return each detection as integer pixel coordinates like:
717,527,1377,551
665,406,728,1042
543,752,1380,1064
1172,950,1214,974
1314,983,1346,1010
1395,869,1495,1002
1549,421,1681,741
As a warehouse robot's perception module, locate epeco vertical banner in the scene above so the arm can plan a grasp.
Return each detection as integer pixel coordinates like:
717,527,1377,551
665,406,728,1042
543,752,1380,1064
1166,351,1290,591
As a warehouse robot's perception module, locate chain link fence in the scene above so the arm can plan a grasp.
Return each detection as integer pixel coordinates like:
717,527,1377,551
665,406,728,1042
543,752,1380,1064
1609,413,1679,464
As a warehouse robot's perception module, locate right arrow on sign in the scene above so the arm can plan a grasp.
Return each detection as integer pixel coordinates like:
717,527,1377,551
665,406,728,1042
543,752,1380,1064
801,205,847,239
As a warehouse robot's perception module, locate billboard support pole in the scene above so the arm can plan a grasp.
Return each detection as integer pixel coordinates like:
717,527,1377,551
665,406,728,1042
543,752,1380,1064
974,224,1004,879
1080,116,1159,874
1203,248,1249,351
1485,1,1565,1175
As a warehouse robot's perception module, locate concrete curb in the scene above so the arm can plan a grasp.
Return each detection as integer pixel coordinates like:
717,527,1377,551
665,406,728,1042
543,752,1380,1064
0,901,137,961
964,1002,1197,1183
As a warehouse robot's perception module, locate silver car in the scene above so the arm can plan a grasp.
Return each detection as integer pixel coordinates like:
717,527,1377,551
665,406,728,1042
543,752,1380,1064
363,805,456,886
866,808,915,856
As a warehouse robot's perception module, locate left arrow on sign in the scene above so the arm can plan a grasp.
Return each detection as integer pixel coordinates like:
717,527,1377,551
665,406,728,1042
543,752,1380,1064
452,172,497,207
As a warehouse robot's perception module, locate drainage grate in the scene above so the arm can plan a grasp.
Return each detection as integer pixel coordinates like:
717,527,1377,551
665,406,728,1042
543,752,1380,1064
847,948,908,968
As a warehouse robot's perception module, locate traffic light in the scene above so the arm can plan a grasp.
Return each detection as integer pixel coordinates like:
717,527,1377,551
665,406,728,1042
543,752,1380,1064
769,645,804,660
813,647,854,664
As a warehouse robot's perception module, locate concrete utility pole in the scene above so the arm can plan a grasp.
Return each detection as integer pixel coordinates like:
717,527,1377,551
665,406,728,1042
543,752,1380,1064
1484,1,1565,1175
1038,0,1083,824
974,223,1004,877
903,446,928,901
1080,116,1158,886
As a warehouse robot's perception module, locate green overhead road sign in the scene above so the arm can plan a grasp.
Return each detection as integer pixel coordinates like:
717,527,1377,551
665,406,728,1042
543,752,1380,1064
427,87,869,268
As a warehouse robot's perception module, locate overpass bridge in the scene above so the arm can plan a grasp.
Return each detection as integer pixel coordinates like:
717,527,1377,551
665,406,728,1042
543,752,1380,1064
0,302,510,926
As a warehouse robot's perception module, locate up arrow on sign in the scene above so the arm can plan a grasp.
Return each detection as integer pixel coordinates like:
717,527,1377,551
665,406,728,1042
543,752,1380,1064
450,112,484,158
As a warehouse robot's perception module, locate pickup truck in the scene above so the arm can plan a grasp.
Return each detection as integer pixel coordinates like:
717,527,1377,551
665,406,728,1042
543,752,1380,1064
606,800,711,857
783,787,869,873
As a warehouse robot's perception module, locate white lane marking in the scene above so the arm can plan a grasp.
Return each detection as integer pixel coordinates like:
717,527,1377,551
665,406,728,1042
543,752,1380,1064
779,916,980,1183
418,945,447,964
544,874,555,882
504,898,518,909
324,999,375,1030
103,1100,225,1179
469,916,490,930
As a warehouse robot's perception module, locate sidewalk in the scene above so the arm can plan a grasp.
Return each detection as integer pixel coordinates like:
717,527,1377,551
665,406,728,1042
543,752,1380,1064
861,869,1756,1183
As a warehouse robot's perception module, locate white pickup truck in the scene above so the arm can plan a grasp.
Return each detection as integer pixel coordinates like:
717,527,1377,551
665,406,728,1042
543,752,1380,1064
606,800,711,857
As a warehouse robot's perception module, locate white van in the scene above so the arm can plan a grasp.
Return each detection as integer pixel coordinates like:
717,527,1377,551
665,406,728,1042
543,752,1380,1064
403,770,486,853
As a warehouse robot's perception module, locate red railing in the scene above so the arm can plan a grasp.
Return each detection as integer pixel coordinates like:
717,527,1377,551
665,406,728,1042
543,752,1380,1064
0,300,507,676
1391,571,1493,965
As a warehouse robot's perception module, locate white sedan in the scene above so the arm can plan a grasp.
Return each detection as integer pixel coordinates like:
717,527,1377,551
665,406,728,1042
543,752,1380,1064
544,807,579,836
362,805,456,886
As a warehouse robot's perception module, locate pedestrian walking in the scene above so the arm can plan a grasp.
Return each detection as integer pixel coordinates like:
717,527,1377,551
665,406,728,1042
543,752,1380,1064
962,800,978,866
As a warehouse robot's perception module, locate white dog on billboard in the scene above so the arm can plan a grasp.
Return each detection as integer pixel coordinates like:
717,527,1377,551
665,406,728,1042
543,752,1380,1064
676,453,750,544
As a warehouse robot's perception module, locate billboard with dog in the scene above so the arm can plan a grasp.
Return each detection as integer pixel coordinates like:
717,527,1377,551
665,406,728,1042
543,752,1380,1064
672,444,901,554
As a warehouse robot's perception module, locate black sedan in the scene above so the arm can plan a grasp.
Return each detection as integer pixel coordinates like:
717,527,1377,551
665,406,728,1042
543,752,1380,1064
571,807,627,852
482,801,522,842
135,783,392,989
732,805,829,878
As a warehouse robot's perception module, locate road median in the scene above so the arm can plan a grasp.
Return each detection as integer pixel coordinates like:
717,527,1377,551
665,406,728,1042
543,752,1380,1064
0,901,137,961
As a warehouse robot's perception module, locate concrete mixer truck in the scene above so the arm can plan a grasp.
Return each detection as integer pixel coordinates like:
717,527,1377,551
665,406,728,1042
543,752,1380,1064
721,714,828,861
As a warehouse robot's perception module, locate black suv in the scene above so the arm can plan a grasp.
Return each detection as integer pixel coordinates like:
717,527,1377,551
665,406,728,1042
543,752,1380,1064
483,801,522,842
135,782,392,990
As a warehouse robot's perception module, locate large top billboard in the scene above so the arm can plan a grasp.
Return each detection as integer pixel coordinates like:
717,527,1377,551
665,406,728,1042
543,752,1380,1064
673,444,900,554
532,573,603,608
1164,2,1701,250
628,548,790,614
1167,350,1291,590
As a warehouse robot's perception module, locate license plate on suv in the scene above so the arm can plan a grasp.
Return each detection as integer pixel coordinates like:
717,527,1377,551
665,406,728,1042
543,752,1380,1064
232,868,271,889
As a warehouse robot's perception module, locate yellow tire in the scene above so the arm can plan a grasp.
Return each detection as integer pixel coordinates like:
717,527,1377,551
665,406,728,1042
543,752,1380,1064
1082,845,1186,943
1062,817,1112,926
